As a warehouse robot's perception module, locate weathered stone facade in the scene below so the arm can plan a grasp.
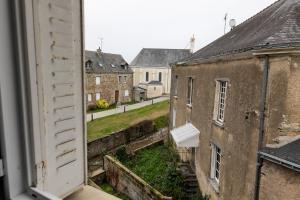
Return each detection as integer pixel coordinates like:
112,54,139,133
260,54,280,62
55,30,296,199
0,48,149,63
259,160,300,200
85,50,133,109
86,72,133,108
169,1,300,199
171,49,300,200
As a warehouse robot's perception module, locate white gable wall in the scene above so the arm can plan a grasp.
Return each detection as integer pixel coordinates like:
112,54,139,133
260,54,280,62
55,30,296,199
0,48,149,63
131,66,171,94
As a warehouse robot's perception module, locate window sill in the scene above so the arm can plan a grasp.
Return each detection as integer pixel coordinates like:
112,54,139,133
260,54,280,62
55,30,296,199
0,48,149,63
213,120,224,129
209,178,220,194
186,104,192,108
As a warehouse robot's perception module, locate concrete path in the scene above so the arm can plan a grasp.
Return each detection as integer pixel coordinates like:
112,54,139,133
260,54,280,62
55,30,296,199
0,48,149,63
87,96,169,122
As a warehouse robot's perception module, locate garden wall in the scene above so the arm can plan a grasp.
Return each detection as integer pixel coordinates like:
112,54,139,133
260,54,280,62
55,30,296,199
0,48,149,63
104,155,172,200
88,120,155,159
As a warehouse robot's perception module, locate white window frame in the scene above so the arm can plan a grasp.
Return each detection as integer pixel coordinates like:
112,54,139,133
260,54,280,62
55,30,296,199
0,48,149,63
87,94,92,102
118,76,122,83
124,90,129,97
210,144,221,184
124,76,127,83
187,77,193,106
96,93,101,100
213,80,228,125
96,76,101,85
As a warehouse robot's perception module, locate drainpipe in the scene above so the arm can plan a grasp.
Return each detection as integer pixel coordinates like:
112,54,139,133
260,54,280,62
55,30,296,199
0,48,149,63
254,55,269,200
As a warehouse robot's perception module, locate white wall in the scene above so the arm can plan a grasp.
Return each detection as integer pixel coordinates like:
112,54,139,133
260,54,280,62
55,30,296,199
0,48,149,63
131,66,171,94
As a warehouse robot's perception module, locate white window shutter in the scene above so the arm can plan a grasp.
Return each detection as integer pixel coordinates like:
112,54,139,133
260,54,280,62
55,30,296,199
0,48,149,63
172,109,176,128
213,81,220,121
210,145,216,179
33,0,85,197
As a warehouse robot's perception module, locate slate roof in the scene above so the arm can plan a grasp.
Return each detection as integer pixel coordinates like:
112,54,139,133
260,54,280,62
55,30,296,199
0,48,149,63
183,0,300,63
261,138,300,170
130,48,192,67
85,50,133,74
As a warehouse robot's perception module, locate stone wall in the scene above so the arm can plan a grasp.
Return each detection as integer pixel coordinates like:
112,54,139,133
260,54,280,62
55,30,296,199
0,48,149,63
88,120,155,159
171,56,262,200
104,155,172,200
86,72,133,108
259,160,300,200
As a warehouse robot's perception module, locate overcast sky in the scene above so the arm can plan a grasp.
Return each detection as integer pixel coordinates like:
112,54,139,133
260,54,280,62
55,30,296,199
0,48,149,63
84,0,276,62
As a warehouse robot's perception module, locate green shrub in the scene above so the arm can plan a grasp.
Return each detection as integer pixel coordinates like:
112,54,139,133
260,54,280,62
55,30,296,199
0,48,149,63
153,115,169,131
96,99,109,109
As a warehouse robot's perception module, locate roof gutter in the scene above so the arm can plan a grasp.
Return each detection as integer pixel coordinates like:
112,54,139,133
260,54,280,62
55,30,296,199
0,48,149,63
253,55,269,200
259,152,300,173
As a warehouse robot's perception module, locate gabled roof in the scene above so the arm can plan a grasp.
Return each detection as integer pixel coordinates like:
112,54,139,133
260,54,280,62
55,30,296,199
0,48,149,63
85,50,133,74
130,48,192,67
183,0,300,63
260,138,300,172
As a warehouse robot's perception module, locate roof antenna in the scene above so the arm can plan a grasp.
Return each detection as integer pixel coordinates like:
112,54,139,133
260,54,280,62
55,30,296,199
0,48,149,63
224,13,228,34
97,37,104,51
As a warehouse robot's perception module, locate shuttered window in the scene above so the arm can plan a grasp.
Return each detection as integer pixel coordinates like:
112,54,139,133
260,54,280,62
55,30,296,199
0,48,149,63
32,0,85,197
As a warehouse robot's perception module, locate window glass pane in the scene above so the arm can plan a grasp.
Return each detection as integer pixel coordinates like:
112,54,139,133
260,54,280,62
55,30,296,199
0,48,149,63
96,76,101,85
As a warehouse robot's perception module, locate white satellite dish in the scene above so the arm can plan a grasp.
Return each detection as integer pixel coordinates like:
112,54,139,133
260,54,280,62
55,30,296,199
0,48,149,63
229,19,236,29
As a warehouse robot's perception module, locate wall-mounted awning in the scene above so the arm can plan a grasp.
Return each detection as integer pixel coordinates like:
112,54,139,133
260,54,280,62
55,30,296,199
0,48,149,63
171,123,200,147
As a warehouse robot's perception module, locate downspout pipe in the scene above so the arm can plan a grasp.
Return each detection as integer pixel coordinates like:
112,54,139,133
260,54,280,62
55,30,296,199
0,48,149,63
254,55,269,200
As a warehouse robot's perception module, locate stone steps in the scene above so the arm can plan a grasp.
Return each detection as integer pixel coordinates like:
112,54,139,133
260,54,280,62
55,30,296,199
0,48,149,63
177,162,200,199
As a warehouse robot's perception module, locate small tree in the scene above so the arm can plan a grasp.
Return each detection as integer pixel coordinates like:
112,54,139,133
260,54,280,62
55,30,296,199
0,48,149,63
96,99,109,109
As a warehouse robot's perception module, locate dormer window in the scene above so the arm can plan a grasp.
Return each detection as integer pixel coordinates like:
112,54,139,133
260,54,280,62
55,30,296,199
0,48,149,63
85,60,92,68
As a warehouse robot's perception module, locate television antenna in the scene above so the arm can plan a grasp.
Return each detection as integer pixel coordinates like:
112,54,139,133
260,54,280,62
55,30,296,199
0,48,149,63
224,13,228,34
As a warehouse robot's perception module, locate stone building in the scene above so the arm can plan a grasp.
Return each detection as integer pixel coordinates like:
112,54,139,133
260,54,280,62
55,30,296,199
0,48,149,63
130,48,191,96
85,49,133,109
169,1,300,200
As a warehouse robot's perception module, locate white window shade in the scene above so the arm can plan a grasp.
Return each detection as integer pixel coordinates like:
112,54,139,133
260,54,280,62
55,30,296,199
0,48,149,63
96,76,101,85
88,94,92,102
96,93,101,100
124,90,129,97
32,0,85,197
171,123,200,147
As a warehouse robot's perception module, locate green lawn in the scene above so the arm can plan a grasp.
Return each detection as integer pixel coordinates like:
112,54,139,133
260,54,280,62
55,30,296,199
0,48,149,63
87,100,169,142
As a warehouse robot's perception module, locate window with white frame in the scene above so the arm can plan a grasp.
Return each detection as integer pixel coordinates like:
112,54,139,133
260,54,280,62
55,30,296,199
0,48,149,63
96,76,101,85
124,76,127,83
96,92,101,100
87,94,92,102
187,77,193,105
124,90,129,97
119,76,122,83
213,80,228,124
210,144,221,183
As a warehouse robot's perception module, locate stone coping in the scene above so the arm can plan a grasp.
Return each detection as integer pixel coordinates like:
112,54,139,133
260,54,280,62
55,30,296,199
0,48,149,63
104,155,172,200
